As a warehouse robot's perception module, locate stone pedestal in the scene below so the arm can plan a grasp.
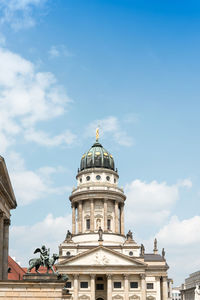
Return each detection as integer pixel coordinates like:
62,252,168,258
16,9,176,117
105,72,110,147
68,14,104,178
23,273,58,281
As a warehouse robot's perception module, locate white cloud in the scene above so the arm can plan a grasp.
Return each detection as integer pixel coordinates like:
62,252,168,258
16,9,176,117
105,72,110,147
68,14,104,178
0,47,75,153
86,116,133,146
24,128,76,146
48,45,73,59
125,179,192,228
152,215,200,285
0,0,47,30
157,215,200,246
10,213,71,266
8,152,71,206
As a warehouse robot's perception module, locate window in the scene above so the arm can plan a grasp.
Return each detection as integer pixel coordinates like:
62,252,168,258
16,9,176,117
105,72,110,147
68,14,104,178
114,178,116,183
96,284,104,290
114,282,122,289
106,176,110,181
129,251,133,256
147,283,154,289
86,219,90,230
80,282,88,289
65,282,71,288
80,178,82,183
97,277,103,281
86,176,90,181
96,175,101,180
66,251,71,256
107,219,111,230
130,282,138,289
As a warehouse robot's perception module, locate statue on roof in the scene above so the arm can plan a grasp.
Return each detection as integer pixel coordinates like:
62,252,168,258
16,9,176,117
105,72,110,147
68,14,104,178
66,230,72,242
140,244,145,256
27,245,58,274
98,226,103,241
96,127,100,142
162,248,165,258
126,230,133,240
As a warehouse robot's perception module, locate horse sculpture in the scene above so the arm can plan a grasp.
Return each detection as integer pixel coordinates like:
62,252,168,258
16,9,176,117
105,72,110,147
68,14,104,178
27,253,59,274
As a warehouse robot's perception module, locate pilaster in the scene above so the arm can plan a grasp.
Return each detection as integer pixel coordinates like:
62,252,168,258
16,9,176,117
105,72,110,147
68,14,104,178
90,199,94,231
3,218,10,280
72,203,76,235
90,274,96,300
124,274,129,300
140,274,146,300
73,274,79,300
121,203,124,235
104,198,108,231
78,201,82,233
107,274,112,300
162,276,168,300
115,201,119,233
156,276,161,300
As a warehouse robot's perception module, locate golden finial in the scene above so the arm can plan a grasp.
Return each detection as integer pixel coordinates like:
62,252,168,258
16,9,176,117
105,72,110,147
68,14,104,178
96,127,99,142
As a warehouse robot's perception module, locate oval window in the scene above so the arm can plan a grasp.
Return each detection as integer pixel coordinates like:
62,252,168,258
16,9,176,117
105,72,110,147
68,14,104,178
96,175,101,180
86,176,90,181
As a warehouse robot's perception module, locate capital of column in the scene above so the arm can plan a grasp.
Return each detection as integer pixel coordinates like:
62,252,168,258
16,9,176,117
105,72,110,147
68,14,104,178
106,274,112,279
0,210,4,218
90,274,96,279
73,274,79,279
4,218,10,226
140,274,146,280
155,276,161,280
162,276,168,281
123,274,129,279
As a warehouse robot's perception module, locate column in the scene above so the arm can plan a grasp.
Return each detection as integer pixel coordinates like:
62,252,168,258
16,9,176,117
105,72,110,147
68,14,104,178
107,274,112,300
90,199,94,231
90,274,96,300
0,211,4,280
162,276,168,300
74,274,79,300
120,203,125,235
72,203,76,235
104,199,108,232
155,277,161,300
3,218,10,280
124,274,129,300
78,201,82,233
140,274,146,300
115,201,119,233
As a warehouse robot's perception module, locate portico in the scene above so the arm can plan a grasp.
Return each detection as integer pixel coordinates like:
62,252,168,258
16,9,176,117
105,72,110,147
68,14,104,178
0,156,17,280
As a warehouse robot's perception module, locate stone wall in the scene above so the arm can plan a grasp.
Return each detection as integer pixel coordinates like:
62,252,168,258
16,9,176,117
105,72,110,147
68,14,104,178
0,280,71,300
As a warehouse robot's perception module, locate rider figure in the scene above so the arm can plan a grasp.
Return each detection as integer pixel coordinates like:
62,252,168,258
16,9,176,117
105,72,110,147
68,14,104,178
40,245,50,267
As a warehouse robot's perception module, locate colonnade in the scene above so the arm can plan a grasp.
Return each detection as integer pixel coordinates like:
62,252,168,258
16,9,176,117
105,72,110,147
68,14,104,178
70,274,168,300
0,210,10,280
71,199,125,235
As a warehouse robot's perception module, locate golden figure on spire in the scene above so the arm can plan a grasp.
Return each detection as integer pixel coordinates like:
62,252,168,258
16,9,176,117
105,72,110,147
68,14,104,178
96,127,99,142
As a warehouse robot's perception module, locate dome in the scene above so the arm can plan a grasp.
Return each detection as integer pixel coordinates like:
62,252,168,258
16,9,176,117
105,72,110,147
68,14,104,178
80,142,115,171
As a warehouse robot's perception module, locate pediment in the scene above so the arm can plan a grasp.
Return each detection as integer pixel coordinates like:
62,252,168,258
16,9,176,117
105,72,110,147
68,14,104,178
58,246,146,267
0,156,16,209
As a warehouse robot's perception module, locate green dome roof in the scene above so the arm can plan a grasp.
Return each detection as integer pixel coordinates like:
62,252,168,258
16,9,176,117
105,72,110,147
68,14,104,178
80,142,115,171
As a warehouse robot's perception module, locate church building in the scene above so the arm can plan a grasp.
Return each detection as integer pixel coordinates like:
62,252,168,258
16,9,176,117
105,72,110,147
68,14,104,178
57,133,170,300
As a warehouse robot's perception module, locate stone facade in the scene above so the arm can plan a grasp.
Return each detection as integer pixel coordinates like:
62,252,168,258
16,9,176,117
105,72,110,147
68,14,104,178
181,271,200,300
56,141,170,300
0,155,17,280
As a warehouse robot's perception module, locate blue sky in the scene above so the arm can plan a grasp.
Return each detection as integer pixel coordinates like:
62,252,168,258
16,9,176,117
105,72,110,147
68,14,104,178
0,0,200,285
